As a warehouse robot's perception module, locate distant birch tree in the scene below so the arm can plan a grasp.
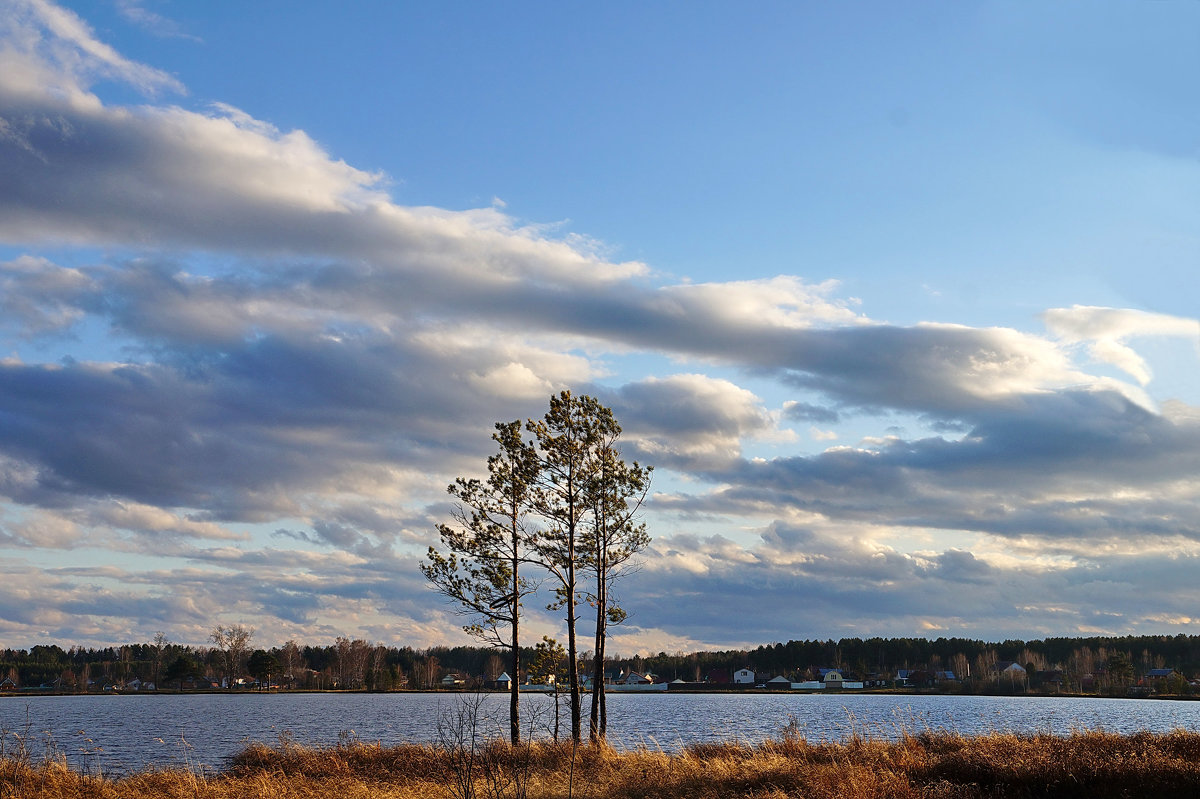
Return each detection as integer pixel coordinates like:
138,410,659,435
950,652,970,683
423,420,538,745
151,631,169,690
334,637,370,688
210,624,254,689
280,639,305,687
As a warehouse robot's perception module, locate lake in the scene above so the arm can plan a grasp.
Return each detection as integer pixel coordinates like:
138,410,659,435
3,691,1200,775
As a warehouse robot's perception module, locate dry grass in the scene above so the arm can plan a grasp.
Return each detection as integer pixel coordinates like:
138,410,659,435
5,729,1200,798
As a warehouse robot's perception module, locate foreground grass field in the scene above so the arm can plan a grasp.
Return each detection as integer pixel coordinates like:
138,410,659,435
5,729,1200,798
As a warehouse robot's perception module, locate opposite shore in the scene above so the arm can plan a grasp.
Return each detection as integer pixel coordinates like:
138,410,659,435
4,685,1199,700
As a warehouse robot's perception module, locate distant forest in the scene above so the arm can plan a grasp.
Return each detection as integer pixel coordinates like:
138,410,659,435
4,634,1200,695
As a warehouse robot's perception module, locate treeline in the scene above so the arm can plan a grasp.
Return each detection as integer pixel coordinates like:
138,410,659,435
716,634,1200,680
5,633,1200,694
0,638,512,692
638,634,1200,685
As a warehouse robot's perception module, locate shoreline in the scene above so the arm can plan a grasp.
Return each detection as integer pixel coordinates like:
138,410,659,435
3,686,1196,700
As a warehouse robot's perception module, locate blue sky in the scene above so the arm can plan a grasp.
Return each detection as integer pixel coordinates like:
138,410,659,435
0,0,1198,655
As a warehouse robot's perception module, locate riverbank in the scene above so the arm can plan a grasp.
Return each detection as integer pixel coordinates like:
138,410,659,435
5,729,1200,798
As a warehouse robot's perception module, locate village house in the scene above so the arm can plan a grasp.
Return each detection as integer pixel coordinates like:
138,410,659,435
1035,669,1064,691
993,661,1026,674
1143,668,1186,693
705,668,732,684
992,661,1028,689
620,671,654,685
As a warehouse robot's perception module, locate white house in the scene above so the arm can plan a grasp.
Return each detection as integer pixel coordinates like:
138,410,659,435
733,668,755,685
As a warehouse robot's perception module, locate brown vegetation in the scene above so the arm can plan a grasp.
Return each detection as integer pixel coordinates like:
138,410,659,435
5,729,1200,798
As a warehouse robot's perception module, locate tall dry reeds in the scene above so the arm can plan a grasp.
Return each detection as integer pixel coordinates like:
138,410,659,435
6,726,1200,798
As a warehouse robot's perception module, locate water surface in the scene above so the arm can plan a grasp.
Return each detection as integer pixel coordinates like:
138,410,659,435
2,692,1198,775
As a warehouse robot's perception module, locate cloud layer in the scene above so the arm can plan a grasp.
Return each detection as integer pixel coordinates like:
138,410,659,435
1,1,1198,652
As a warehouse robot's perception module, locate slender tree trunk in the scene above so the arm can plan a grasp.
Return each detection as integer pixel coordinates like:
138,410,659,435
589,614,603,740
563,440,582,745
510,614,521,746
589,550,606,742
509,518,521,746
553,684,561,741
600,670,607,736
591,626,608,740
598,563,609,738
566,545,581,743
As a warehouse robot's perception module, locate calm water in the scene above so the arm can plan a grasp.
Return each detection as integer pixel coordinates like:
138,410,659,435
3,692,1200,775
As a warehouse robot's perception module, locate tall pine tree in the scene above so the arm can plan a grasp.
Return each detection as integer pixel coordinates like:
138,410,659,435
423,420,537,745
585,437,651,740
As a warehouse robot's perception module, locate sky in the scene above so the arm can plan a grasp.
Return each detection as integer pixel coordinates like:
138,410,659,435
1,0,1198,656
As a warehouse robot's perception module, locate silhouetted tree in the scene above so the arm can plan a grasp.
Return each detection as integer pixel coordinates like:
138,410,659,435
584,429,651,740
247,649,280,689
527,391,618,744
165,654,197,690
424,420,538,745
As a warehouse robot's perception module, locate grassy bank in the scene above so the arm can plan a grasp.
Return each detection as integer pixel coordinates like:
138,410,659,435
5,729,1200,798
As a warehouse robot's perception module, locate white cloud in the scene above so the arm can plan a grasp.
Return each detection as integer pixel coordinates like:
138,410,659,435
114,0,200,42
2,0,184,97
1,508,84,548
93,501,247,541
654,276,866,330
613,374,774,470
1042,305,1200,385
0,255,93,335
